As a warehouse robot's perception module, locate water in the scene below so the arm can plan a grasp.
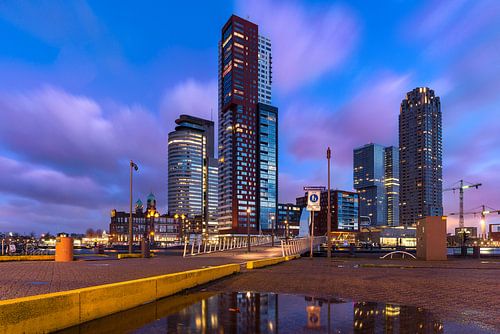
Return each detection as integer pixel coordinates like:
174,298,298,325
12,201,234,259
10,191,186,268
58,292,495,333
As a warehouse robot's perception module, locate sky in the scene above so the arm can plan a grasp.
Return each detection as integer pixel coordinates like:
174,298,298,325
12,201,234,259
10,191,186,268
0,0,499,234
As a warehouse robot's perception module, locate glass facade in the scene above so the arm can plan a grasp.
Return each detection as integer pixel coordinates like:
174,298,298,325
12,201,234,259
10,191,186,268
399,87,442,225
257,103,278,231
336,192,359,231
168,115,217,235
353,143,399,226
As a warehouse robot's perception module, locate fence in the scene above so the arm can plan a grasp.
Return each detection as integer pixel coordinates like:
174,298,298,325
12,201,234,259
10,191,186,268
280,236,327,257
183,235,273,257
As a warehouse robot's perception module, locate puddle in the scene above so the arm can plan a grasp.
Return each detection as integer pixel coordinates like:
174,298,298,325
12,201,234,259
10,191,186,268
27,281,49,285
57,291,496,333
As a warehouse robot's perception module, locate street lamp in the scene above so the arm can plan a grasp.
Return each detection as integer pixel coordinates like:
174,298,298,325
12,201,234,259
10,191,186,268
128,160,138,254
247,208,251,253
270,213,275,247
327,147,332,259
285,219,289,242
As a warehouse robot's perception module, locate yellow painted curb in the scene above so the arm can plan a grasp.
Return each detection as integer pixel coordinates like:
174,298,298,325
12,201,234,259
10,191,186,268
0,263,240,334
246,254,301,270
0,255,54,262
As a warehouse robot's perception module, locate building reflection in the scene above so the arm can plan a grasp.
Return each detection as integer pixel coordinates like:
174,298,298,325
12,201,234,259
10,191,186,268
60,292,449,334
353,301,444,333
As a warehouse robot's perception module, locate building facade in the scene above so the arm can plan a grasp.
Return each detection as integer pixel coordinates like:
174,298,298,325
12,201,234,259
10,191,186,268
258,35,272,104
168,115,218,235
384,146,399,226
277,203,302,237
109,194,181,245
399,87,443,225
353,144,399,226
218,15,277,235
257,103,278,231
296,190,359,235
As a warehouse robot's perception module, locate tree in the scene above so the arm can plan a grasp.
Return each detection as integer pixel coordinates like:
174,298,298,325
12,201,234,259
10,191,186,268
85,228,95,238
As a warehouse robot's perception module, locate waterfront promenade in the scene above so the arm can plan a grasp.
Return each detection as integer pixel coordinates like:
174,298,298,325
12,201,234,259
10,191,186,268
0,246,282,300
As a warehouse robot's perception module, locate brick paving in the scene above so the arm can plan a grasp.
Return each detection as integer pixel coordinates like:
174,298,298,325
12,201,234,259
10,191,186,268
0,246,282,301
206,257,500,332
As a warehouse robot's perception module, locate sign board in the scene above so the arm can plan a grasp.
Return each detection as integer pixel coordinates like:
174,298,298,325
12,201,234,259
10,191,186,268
307,190,321,211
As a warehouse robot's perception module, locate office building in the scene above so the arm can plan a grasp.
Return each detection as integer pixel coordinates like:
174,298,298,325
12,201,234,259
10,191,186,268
399,87,443,225
218,15,277,234
168,115,218,235
353,144,399,226
277,203,302,237
257,103,278,231
384,146,399,226
296,190,359,235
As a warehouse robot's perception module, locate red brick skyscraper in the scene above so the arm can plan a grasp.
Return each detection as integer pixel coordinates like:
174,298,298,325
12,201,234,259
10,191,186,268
218,15,259,234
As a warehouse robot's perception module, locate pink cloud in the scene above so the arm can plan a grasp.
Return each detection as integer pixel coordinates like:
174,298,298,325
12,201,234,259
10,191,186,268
236,0,360,92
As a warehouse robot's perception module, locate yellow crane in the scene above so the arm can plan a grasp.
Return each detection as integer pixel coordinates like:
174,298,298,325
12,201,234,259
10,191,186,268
448,205,500,239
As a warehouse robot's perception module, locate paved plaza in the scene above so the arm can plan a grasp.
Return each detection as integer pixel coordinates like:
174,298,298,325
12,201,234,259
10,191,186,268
0,246,282,300
1,250,499,332
207,257,500,332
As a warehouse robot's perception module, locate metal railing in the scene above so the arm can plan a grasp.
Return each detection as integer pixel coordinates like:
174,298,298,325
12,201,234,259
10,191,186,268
183,235,273,257
380,251,416,259
281,236,326,257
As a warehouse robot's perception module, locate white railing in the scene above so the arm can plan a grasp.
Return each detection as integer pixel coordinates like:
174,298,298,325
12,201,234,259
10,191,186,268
183,235,273,257
380,251,416,259
281,236,327,257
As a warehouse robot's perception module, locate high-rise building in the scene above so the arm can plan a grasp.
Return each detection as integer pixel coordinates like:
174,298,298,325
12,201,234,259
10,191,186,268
353,144,386,225
277,203,302,237
399,87,442,226
257,103,278,231
218,15,277,234
384,146,399,226
353,144,399,226
218,15,259,234
168,115,218,235
258,35,272,104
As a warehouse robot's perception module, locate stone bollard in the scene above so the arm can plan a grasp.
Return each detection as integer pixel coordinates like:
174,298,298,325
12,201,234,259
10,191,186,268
141,239,150,258
55,236,74,262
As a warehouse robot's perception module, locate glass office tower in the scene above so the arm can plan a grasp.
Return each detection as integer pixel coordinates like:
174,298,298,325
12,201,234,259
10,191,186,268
168,115,217,235
257,103,278,231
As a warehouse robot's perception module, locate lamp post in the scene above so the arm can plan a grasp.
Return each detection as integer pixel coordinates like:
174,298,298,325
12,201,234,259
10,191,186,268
128,160,138,254
270,213,275,247
247,208,251,252
327,147,332,259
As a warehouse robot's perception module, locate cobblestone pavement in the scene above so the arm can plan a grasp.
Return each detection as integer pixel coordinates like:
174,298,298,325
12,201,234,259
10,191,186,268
207,257,500,332
0,246,282,301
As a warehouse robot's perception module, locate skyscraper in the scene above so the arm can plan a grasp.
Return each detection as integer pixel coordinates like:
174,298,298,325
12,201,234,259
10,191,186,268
168,115,218,235
218,15,259,234
399,87,442,226
257,103,278,231
353,143,387,225
384,146,399,226
218,15,277,234
258,35,272,104
353,144,400,226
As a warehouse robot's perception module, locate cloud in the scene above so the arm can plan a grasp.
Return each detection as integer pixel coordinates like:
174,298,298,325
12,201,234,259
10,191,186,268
160,79,217,125
284,72,411,166
236,0,360,92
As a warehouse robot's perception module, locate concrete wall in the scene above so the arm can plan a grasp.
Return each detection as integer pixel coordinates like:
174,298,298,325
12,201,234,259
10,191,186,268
0,263,240,334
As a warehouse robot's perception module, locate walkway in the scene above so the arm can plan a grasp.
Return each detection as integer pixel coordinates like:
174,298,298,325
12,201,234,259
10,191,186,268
0,246,283,300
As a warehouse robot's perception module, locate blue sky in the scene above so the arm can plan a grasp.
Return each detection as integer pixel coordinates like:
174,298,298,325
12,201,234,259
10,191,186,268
0,0,499,234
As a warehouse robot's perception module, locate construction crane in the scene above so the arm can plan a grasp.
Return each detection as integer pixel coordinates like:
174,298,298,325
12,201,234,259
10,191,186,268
443,180,481,228
448,205,500,238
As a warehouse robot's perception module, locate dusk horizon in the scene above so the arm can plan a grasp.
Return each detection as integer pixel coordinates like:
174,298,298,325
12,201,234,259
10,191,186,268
0,0,499,234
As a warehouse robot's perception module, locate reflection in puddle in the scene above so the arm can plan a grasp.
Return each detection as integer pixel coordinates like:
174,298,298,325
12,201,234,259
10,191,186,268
58,291,494,333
